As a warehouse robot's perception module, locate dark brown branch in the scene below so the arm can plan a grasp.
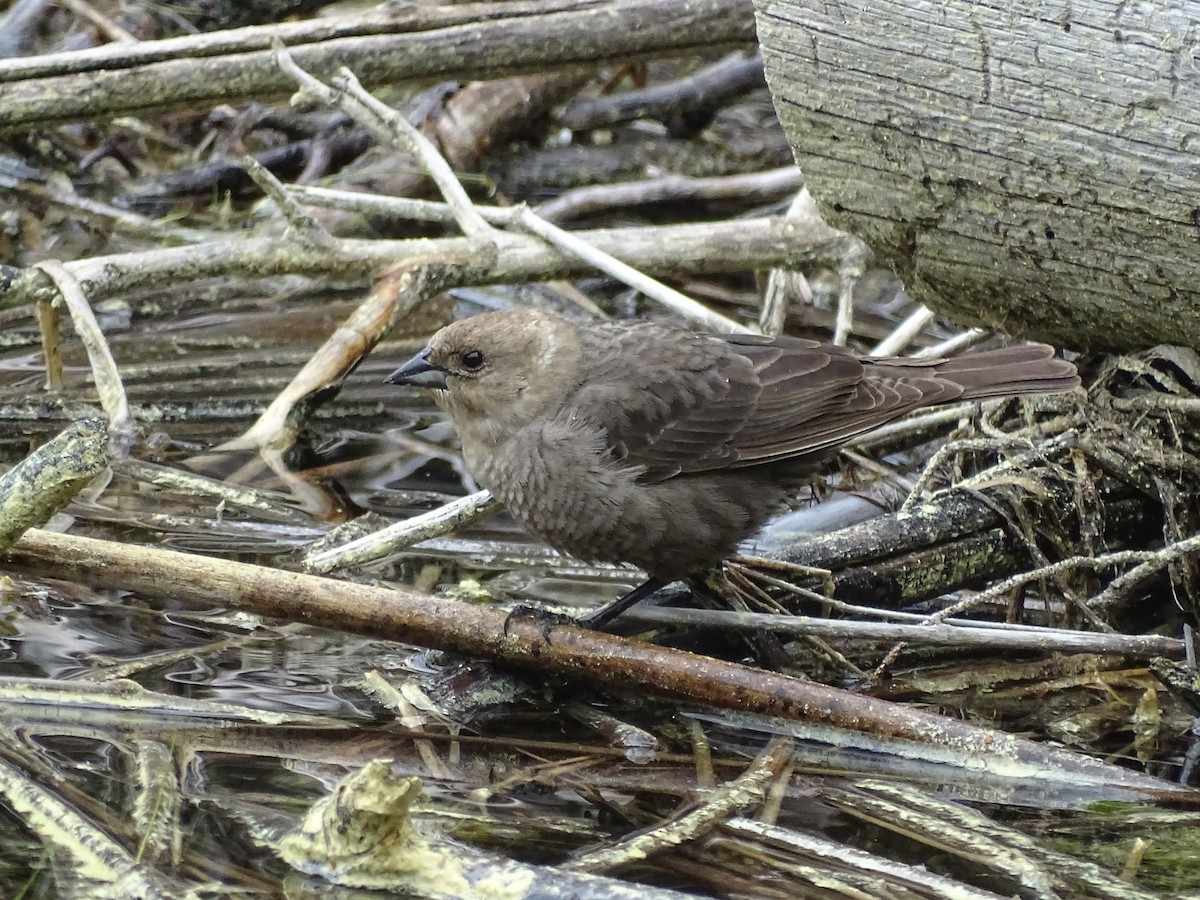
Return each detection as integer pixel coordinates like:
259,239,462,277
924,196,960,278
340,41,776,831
2,528,1186,800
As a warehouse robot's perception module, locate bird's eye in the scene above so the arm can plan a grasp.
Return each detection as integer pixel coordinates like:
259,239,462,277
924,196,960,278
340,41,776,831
461,350,485,371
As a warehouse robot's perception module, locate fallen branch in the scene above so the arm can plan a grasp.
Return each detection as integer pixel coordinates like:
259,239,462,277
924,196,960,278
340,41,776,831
1,216,844,309
3,528,1188,799
0,0,754,130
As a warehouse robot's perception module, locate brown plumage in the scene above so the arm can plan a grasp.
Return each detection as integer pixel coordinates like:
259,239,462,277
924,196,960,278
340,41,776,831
386,308,1079,617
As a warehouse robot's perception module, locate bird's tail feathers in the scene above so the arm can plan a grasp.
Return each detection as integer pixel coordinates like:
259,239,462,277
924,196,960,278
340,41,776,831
872,344,1080,401
937,344,1080,400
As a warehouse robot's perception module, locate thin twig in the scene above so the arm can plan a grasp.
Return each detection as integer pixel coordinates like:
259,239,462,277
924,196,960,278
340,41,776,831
35,296,63,390
1089,531,1200,612
566,737,794,872
287,184,508,226
32,259,137,454
871,305,936,356
915,327,987,358
512,205,753,334
241,156,334,249
535,167,803,223
832,271,855,346
923,550,1169,625
759,188,826,336
57,0,137,43
619,606,1182,657
839,449,916,492
304,490,502,573
900,434,1054,513
0,172,214,244
334,65,496,238
273,41,493,239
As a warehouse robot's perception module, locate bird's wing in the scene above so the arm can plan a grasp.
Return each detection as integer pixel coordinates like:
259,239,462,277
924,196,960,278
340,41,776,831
565,324,755,480
571,326,972,480
569,326,884,480
719,334,967,467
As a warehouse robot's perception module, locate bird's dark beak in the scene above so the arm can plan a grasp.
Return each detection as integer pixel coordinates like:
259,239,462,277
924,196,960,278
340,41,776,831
384,348,449,390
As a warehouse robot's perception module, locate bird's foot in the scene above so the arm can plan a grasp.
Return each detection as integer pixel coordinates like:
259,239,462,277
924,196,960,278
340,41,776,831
501,604,573,642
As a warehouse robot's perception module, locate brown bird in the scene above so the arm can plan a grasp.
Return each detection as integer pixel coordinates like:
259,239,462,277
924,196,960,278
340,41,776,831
386,308,1079,626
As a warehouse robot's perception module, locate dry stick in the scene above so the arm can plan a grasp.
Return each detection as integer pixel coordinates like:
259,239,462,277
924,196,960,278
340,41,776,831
512,205,750,334
759,188,840,337
0,173,214,244
0,0,50,59
900,435,1047,514
287,185,507,226
57,0,137,43
0,0,755,129
0,0,594,82
902,431,1076,514
840,448,916,492
620,606,1182,657
300,166,768,336
293,184,780,334
241,156,336,249
215,51,501,455
566,736,795,873
218,260,467,453
34,294,63,390
304,490,501,573
33,259,137,454
273,44,493,239
533,167,804,224
1111,394,1200,415
855,401,982,447
333,66,495,239
3,218,839,309
832,270,858,346
915,327,987,358
759,268,809,337
3,528,1187,797
1088,531,1200,612
558,48,764,130
291,171,806,230
871,305,936,356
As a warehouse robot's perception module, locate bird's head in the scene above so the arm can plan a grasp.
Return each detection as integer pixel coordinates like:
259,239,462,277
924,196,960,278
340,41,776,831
385,308,581,438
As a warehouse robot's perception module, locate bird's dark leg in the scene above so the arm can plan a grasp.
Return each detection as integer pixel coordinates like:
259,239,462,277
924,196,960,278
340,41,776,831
577,577,670,630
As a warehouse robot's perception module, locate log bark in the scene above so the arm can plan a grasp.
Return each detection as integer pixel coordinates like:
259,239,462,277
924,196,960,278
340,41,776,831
754,0,1200,353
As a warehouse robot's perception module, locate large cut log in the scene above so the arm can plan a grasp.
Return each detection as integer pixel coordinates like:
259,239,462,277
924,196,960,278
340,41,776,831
754,0,1200,352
